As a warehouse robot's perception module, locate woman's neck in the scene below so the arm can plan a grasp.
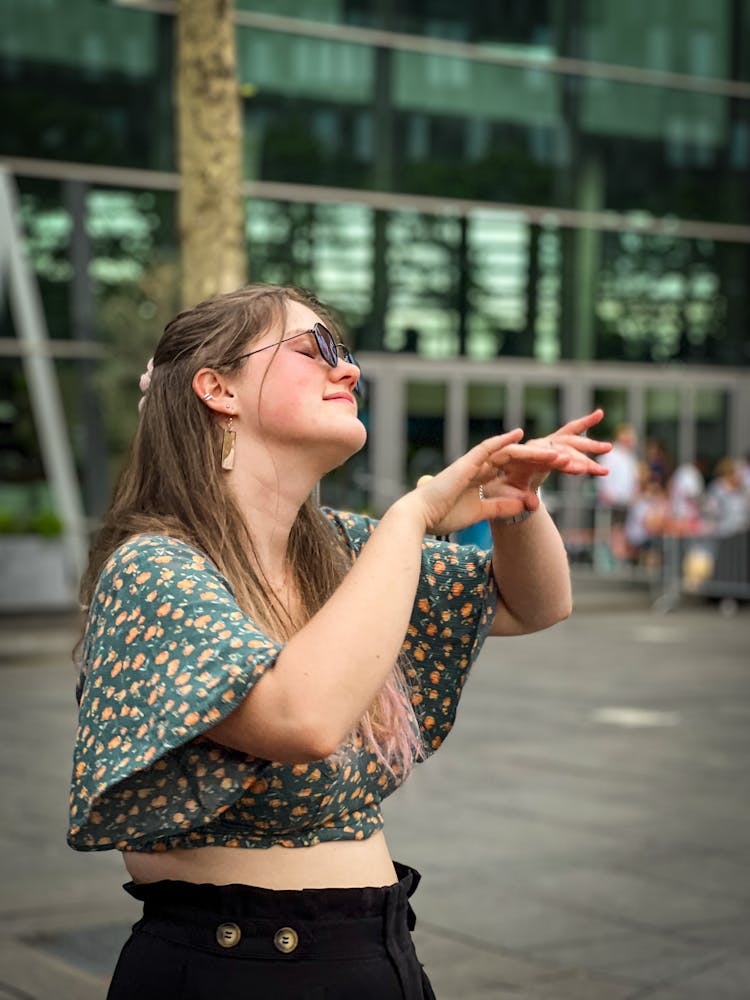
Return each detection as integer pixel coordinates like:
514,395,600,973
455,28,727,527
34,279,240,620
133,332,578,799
227,464,315,583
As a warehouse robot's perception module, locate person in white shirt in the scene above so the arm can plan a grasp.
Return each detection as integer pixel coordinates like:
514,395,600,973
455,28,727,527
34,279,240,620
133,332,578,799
595,424,639,562
668,461,705,530
596,423,639,515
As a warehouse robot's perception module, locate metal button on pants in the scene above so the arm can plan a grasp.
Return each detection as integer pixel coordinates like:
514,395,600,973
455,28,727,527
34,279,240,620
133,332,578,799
216,922,241,948
273,927,299,954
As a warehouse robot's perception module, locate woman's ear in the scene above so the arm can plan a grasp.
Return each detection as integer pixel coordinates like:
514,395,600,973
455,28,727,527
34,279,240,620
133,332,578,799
192,368,235,416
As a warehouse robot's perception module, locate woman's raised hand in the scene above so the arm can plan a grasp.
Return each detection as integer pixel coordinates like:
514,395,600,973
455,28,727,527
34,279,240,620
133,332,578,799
401,410,612,536
400,429,566,537
490,408,612,500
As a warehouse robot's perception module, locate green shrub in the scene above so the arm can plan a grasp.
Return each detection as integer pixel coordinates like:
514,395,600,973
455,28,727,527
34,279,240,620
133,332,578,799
0,510,63,537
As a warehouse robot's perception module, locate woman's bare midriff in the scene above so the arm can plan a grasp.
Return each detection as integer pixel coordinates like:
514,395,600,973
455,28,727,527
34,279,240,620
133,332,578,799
123,829,398,889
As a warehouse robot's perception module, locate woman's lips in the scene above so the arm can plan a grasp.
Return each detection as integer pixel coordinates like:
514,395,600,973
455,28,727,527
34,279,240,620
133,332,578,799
324,394,356,405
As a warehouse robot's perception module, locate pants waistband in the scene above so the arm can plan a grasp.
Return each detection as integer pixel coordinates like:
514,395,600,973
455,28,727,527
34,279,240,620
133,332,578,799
124,862,421,961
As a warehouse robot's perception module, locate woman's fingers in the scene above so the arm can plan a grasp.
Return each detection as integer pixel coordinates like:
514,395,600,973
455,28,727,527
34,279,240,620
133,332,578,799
584,462,610,476
492,443,566,468
517,410,611,480
499,442,612,485
547,450,609,476
474,423,607,478
474,428,524,463
417,430,523,487
441,433,557,491
555,407,606,436
547,433,611,454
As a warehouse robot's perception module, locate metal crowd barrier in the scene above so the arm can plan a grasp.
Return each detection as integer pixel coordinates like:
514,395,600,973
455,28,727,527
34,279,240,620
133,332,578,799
544,492,659,585
654,530,750,614
545,492,750,613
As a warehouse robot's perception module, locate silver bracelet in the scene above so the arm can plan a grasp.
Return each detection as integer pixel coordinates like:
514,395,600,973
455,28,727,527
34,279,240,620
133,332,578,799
494,507,535,526
479,483,540,525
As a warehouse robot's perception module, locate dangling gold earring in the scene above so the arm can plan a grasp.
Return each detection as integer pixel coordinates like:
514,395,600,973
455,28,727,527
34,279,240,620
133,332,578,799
221,410,236,471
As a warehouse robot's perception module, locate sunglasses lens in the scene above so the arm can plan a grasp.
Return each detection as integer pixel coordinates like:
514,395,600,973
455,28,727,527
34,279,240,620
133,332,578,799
314,324,338,367
314,324,364,397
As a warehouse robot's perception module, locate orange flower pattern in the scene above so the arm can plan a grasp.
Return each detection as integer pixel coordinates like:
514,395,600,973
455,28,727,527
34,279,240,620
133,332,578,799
68,511,496,852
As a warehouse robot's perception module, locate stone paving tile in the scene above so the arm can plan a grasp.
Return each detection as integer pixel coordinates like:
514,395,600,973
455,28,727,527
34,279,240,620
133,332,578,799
414,925,637,1000
612,850,750,905
414,888,633,953
418,948,529,999
30,922,130,982
526,930,732,987
0,900,135,943
677,916,750,954
622,953,750,1000
518,864,749,929
0,941,106,1000
527,969,637,999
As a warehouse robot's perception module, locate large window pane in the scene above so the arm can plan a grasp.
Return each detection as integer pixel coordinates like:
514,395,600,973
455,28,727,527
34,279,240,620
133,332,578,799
695,389,729,472
405,381,446,487
523,385,560,437
593,388,628,441
646,387,680,475
237,2,747,84
468,383,506,448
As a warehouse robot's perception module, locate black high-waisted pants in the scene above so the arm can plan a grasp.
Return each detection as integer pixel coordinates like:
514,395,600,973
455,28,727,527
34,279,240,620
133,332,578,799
106,862,436,1000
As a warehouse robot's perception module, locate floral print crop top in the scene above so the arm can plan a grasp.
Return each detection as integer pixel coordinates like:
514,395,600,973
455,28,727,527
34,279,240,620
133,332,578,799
68,510,496,852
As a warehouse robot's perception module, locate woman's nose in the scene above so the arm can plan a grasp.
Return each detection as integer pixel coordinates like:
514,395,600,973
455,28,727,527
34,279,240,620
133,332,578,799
332,357,361,390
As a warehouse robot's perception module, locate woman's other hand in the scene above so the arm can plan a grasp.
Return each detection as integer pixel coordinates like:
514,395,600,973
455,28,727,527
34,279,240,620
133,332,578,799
399,429,565,537
489,409,612,503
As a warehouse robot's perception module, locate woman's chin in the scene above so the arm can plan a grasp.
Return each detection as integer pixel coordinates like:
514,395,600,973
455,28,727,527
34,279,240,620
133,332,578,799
322,425,367,469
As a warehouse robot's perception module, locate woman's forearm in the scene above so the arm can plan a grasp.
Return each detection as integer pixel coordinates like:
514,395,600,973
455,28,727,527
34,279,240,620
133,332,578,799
488,503,572,636
210,498,427,760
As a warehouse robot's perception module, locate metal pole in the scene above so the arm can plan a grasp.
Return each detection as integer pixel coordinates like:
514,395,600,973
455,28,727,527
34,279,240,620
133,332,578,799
64,179,109,518
0,168,87,592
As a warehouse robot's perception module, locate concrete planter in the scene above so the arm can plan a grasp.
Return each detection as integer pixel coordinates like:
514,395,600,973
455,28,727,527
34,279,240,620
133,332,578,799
0,535,77,612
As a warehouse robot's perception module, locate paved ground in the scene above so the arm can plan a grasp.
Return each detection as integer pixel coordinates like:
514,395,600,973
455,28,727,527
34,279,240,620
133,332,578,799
0,582,748,999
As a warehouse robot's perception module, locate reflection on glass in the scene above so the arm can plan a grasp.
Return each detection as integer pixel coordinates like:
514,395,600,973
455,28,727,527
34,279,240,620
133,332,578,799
236,24,745,220
236,1,557,55
405,382,446,488
523,385,560,438
646,387,680,473
593,388,628,440
596,231,726,363
235,2,742,83
468,383,506,448
695,389,728,472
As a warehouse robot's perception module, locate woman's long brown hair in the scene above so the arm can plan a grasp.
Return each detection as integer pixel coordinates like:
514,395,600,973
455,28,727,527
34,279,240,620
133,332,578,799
80,284,421,774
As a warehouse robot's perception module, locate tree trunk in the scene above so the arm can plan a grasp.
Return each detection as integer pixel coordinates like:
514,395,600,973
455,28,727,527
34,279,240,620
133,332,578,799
176,0,247,307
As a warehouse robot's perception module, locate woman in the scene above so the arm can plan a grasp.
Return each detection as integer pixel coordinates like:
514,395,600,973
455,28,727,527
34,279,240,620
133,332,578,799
68,284,610,999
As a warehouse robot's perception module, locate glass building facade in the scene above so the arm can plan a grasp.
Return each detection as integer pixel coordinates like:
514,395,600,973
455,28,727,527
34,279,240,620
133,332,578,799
1,0,749,520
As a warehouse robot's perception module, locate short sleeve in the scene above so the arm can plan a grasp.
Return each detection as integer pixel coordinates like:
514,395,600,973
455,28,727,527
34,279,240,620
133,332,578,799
68,535,283,850
323,509,497,755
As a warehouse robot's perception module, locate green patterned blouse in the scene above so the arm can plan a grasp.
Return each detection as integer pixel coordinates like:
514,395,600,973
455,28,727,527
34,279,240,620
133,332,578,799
68,510,496,852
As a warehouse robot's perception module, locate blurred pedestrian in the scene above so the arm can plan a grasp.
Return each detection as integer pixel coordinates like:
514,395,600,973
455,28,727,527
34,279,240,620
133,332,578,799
683,457,750,598
738,452,750,493
596,423,639,511
644,437,670,487
625,466,669,568
67,284,610,1000
668,460,706,533
596,422,639,561
705,457,750,537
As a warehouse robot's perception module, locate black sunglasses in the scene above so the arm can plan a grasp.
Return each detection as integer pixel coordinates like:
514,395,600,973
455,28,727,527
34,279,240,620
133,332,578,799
235,323,362,395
